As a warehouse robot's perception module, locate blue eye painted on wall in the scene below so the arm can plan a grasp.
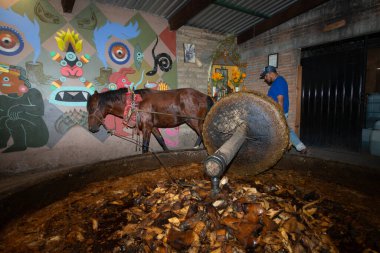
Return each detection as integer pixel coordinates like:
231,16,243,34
0,26,24,56
93,21,139,68
108,42,130,65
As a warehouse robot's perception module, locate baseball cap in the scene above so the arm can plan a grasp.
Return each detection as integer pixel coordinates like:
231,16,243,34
260,65,277,79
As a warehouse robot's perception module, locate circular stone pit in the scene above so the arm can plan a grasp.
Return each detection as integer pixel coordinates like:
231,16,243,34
0,155,379,253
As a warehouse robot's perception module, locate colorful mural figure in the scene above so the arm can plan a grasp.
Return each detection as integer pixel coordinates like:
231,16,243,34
0,2,179,152
106,68,145,91
93,20,143,90
0,26,24,56
34,0,60,24
93,20,141,136
93,21,140,68
49,29,94,106
0,8,41,62
108,68,134,90
0,64,48,153
91,17,179,145
0,7,52,86
133,44,144,71
146,36,172,76
50,29,91,90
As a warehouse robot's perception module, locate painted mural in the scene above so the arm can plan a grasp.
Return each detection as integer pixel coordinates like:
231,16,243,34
0,0,178,153
0,64,49,152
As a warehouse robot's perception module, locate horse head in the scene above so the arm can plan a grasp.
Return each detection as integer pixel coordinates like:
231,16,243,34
87,91,104,133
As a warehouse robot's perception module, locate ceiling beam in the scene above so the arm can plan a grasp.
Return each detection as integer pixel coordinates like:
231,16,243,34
237,0,331,44
169,0,213,31
214,0,269,19
61,0,76,13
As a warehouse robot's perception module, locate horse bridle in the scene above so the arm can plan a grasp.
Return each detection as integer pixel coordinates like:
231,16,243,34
88,108,108,129
89,101,120,131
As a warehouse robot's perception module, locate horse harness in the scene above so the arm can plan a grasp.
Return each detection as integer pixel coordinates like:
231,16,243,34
123,91,206,125
123,91,142,128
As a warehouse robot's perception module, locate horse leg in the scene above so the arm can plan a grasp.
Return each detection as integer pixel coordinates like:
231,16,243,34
141,127,152,153
186,120,203,149
194,135,202,148
152,127,169,151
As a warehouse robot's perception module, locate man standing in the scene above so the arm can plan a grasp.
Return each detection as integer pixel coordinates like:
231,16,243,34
260,65,307,154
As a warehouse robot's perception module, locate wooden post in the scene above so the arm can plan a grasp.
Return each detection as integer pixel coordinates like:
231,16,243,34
295,65,302,135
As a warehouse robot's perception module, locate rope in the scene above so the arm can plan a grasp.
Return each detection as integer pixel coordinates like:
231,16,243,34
104,126,176,183
93,112,205,184
135,109,205,121
89,102,203,183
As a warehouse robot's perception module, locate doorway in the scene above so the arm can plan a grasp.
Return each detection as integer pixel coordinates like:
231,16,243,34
300,36,373,152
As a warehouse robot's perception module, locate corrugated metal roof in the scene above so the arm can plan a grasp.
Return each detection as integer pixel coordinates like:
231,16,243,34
95,0,191,19
95,0,299,35
187,0,298,35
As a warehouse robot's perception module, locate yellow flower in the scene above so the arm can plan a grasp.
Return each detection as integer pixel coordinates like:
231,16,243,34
211,72,224,86
229,67,246,87
211,72,223,81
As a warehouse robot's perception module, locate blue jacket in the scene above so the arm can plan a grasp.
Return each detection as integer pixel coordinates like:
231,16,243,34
267,75,289,114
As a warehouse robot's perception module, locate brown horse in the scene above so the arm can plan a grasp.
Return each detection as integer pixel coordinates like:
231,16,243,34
87,88,214,153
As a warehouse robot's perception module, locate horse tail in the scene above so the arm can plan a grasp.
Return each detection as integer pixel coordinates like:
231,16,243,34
206,95,214,112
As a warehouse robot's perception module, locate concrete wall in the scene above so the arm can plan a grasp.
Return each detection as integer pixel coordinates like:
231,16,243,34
239,0,380,130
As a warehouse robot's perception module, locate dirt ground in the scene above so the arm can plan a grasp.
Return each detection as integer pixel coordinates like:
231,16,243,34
0,158,379,252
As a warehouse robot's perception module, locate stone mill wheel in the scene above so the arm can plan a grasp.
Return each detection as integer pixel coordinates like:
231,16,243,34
202,91,289,176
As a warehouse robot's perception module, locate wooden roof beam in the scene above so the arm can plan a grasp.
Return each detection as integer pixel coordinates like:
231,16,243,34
61,0,76,13
214,0,270,19
237,0,331,44
169,0,214,31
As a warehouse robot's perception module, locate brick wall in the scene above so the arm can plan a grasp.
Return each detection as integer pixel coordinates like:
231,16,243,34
239,0,380,130
176,26,225,92
175,26,226,146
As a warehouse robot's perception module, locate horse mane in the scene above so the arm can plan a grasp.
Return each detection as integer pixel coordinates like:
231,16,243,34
98,88,129,108
97,88,155,109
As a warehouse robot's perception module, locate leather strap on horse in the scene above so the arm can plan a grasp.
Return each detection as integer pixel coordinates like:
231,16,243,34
123,91,205,123
123,91,142,128
134,109,205,121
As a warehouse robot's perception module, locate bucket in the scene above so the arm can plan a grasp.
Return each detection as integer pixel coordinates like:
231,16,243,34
362,128,372,152
369,120,380,156
366,93,380,128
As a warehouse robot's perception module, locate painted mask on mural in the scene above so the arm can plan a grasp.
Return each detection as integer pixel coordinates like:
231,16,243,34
49,29,93,106
60,44,84,78
0,68,28,96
